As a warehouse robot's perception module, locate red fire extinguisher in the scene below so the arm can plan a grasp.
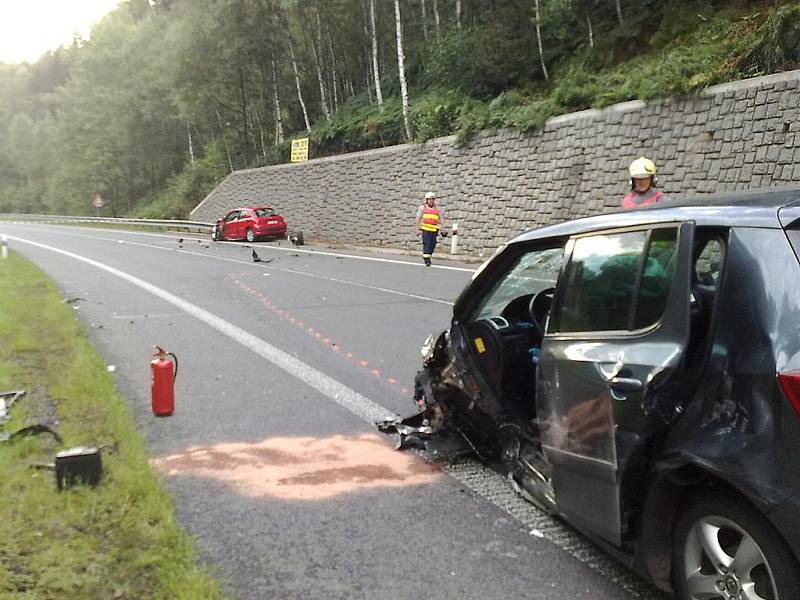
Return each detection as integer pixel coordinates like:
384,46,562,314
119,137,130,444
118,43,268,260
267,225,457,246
151,346,178,416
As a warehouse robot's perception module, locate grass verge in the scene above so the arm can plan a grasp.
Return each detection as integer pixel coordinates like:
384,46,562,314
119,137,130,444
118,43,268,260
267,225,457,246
0,251,225,600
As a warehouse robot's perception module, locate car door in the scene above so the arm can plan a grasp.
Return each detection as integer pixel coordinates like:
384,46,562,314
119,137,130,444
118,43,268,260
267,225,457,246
537,222,694,546
239,209,253,238
222,210,239,239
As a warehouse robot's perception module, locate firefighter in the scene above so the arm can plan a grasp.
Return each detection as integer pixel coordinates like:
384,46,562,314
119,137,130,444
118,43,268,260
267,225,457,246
622,157,667,209
415,191,445,266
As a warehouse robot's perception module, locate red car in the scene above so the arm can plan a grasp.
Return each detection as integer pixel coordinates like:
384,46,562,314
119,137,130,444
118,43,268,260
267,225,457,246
212,207,287,242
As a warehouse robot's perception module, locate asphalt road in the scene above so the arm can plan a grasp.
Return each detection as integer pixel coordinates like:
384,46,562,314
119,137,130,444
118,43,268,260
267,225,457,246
0,223,670,600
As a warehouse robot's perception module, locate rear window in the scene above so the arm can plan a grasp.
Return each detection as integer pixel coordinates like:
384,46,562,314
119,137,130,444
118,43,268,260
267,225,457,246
254,208,275,217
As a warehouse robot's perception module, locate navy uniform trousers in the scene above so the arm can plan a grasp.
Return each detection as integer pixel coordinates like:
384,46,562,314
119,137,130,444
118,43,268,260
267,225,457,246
421,230,438,263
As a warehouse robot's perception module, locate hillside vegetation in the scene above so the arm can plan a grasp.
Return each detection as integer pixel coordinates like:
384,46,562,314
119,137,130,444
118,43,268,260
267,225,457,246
0,0,798,218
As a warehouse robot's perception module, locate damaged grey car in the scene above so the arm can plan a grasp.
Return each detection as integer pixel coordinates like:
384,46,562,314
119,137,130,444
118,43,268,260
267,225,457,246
382,188,800,599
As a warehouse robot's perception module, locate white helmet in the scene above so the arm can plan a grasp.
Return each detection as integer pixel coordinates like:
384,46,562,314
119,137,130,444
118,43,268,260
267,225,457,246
629,157,657,179
424,191,436,200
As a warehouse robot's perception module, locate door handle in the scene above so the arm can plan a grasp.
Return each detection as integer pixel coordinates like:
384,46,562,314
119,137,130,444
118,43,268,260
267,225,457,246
609,377,643,393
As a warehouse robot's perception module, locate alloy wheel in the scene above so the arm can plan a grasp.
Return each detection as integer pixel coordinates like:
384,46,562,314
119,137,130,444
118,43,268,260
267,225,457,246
681,515,778,600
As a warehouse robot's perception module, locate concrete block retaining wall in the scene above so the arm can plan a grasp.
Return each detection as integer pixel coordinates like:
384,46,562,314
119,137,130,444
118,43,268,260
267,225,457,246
191,70,800,256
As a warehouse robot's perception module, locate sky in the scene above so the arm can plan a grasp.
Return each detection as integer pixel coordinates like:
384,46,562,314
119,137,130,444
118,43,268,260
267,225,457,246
0,0,122,64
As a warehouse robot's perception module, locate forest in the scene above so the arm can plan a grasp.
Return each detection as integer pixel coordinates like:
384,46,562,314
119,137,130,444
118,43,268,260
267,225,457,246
0,0,798,218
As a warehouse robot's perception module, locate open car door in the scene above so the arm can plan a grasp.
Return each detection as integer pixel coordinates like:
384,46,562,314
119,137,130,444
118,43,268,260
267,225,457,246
538,221,694,546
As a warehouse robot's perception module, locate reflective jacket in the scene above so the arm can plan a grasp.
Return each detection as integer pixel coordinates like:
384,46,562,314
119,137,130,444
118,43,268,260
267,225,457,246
420,204,441,232
622,188,664,209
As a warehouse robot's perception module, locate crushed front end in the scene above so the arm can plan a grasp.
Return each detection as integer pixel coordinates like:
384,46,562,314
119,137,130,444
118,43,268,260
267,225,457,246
378,328,556,513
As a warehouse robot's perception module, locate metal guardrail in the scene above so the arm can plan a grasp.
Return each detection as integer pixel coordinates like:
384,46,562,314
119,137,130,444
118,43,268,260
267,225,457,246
0,214,213,234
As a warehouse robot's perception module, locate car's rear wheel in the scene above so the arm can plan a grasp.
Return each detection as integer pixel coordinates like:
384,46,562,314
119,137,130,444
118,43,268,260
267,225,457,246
245,229,255,243
672,495,800,600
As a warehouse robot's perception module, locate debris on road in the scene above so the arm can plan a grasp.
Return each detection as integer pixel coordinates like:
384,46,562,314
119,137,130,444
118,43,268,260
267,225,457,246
0,423,63,445
61,297,85,304
55,446,102,490
252,250,261,262
0,389,25,426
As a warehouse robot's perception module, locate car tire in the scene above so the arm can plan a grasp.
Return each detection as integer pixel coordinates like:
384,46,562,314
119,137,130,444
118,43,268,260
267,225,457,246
672,494,800,600
245,229,255,243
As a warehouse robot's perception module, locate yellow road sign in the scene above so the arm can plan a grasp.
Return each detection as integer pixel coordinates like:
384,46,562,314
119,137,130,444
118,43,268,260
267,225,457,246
290,137,309,163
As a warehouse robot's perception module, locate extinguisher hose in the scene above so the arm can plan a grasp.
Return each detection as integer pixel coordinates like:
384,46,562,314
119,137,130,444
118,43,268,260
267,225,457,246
167,352,179,381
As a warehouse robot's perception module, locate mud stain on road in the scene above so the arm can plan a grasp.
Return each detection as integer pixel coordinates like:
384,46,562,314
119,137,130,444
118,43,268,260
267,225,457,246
150,433,440,500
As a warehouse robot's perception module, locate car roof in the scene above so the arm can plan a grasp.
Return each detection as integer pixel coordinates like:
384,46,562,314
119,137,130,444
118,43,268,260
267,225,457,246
232,206,274,211
512,186,800,243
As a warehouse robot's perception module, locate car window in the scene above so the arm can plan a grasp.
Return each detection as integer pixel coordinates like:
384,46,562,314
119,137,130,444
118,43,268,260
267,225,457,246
554,227,678,333
239,210,251,218
634,228,678,329
471,246,565,321
225,211,238,222
694,238,723,285
254,208,275,217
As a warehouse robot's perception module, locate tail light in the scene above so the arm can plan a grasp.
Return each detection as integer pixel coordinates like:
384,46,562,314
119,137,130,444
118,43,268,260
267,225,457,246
778,371,800,419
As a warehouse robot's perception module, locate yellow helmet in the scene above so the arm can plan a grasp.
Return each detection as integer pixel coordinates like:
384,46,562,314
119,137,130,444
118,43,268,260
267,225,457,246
629,157,657,179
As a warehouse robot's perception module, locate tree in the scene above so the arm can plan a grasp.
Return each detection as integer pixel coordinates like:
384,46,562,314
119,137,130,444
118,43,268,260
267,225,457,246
369,0,384,109
394,0,412,140
534,0,549,81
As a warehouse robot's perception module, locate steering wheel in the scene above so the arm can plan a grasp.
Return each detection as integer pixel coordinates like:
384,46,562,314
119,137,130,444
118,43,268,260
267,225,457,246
528,287,556,337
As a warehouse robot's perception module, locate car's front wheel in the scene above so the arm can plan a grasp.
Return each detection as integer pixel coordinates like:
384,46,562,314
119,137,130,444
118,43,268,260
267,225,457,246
245,228,255,242
672,495,800,600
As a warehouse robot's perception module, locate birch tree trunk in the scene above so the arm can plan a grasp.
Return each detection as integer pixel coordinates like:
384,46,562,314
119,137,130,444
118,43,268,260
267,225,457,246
252,101,267,158
246,106,259,158
308,13,331,121
238,66,250,162
360,0,374,104
215,107,234,173
394,0,412,140
586,12,594,48
309,14,330,120
270,52,284,144
615,0,623,24
288,34,311,131
456,0,462,30
433,0,441,37
369,0,384,109
326,26,340,112
533,0,549,81
187,123,195,164
421,0,429,41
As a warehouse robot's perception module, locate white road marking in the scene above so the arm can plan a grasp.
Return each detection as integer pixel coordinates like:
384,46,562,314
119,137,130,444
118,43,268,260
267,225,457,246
5,235,394,425
3,233,660,599
7,222,476,272
3,226,456,306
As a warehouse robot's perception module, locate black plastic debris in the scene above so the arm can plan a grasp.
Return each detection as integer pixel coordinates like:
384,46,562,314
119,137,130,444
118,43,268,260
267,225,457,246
290,231,304,246
377,412,474,460
0,424,63,444
61,297,84,305
252,250,261,262
55,447,102,490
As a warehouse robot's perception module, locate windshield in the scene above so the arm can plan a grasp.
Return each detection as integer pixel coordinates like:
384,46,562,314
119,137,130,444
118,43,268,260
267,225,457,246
254,208,275,217
471,246,565,320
